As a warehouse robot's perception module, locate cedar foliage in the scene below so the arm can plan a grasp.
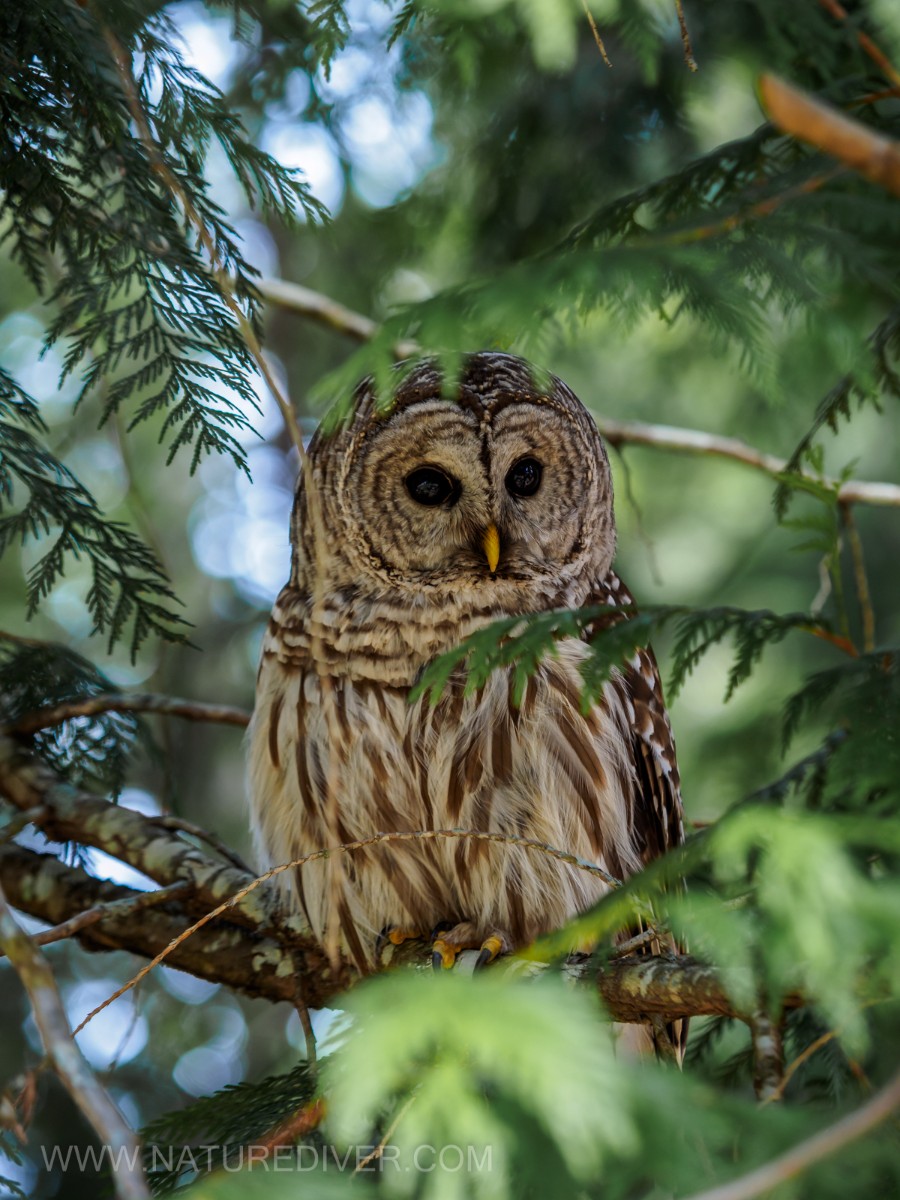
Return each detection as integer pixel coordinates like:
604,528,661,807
0,2,899,1199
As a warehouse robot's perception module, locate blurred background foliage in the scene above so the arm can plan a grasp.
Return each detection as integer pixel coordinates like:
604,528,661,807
1,0,900,1196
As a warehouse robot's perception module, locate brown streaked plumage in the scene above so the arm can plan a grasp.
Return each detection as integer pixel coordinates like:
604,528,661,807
247,352,685,1045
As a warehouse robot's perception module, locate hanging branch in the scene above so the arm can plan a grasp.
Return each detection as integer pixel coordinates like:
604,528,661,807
97,16,308,458
253,277,900,509
0,880,150,1200
580,0,612,68
675,0,698,72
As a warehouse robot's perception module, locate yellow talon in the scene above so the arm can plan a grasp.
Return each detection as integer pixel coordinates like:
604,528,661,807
476,935,504,968
376,926,423,960
432,938,458,970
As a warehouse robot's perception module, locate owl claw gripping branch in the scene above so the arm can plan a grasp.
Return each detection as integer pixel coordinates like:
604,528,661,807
430,923,508,972
248,353,685,1050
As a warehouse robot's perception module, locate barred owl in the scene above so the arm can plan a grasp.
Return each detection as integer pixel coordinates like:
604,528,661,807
248,352,684,985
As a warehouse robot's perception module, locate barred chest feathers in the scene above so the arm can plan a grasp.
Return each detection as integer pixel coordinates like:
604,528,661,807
248,605,642,968
246,352,684,984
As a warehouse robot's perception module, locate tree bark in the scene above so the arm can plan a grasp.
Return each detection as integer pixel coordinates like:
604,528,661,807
0,739,797,1024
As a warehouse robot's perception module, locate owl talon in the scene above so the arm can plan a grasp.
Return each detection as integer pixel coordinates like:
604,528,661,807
474,935,505,970
431,928,508,971
375,925,423,962
431,937,459,971
430,922,456,970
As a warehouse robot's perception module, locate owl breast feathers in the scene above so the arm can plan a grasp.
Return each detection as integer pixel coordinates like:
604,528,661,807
247,351,684,975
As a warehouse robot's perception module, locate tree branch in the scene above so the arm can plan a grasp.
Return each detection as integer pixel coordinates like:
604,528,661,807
0,737,804,1030
818,0,900,89
255,278,900,509
597,417,900,508
0,877,150,1200
760,75,900,198
681,1063,900,1200
28,881,191,949
0,839,761,1022
8,693,251,736
0,844,338,1005
255,277,418,359
0,738,287,939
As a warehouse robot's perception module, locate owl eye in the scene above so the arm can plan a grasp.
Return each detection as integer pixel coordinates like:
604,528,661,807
505,457,543,498
405,466,460,507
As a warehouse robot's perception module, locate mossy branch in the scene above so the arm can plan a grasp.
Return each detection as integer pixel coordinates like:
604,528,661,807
0,739,797,1028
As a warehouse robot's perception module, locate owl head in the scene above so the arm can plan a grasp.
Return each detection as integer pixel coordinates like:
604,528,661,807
292,353,616,605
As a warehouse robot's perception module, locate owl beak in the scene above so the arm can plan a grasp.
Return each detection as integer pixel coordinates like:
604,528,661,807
482,524,501,573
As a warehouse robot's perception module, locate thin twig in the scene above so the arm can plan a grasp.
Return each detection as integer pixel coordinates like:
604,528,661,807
26,882,191,950
765,1026,840,1106
610,446,663,585
852,86,900,106
9,693,251,736
73,829,622,1035
293,989,318,1069
611,927,660,957
0,881,149,1199
764,999,885,1105
355,1092,418,1173
581,0,612,67
0,630,50,648
255,281,900,509
648,167,842,245
681,1064,900,1200
675,0,698,72
818,0,900,88
104,979,143,1074
255,278,418,359
839,503,876,652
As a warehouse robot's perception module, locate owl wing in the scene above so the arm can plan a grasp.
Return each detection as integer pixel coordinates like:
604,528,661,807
586,570,688,1059
586,570,684,863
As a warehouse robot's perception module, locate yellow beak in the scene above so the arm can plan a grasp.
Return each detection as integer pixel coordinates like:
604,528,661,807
482,524,500,573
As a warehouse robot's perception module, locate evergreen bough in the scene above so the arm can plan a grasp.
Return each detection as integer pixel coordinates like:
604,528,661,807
0,3,899,1199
